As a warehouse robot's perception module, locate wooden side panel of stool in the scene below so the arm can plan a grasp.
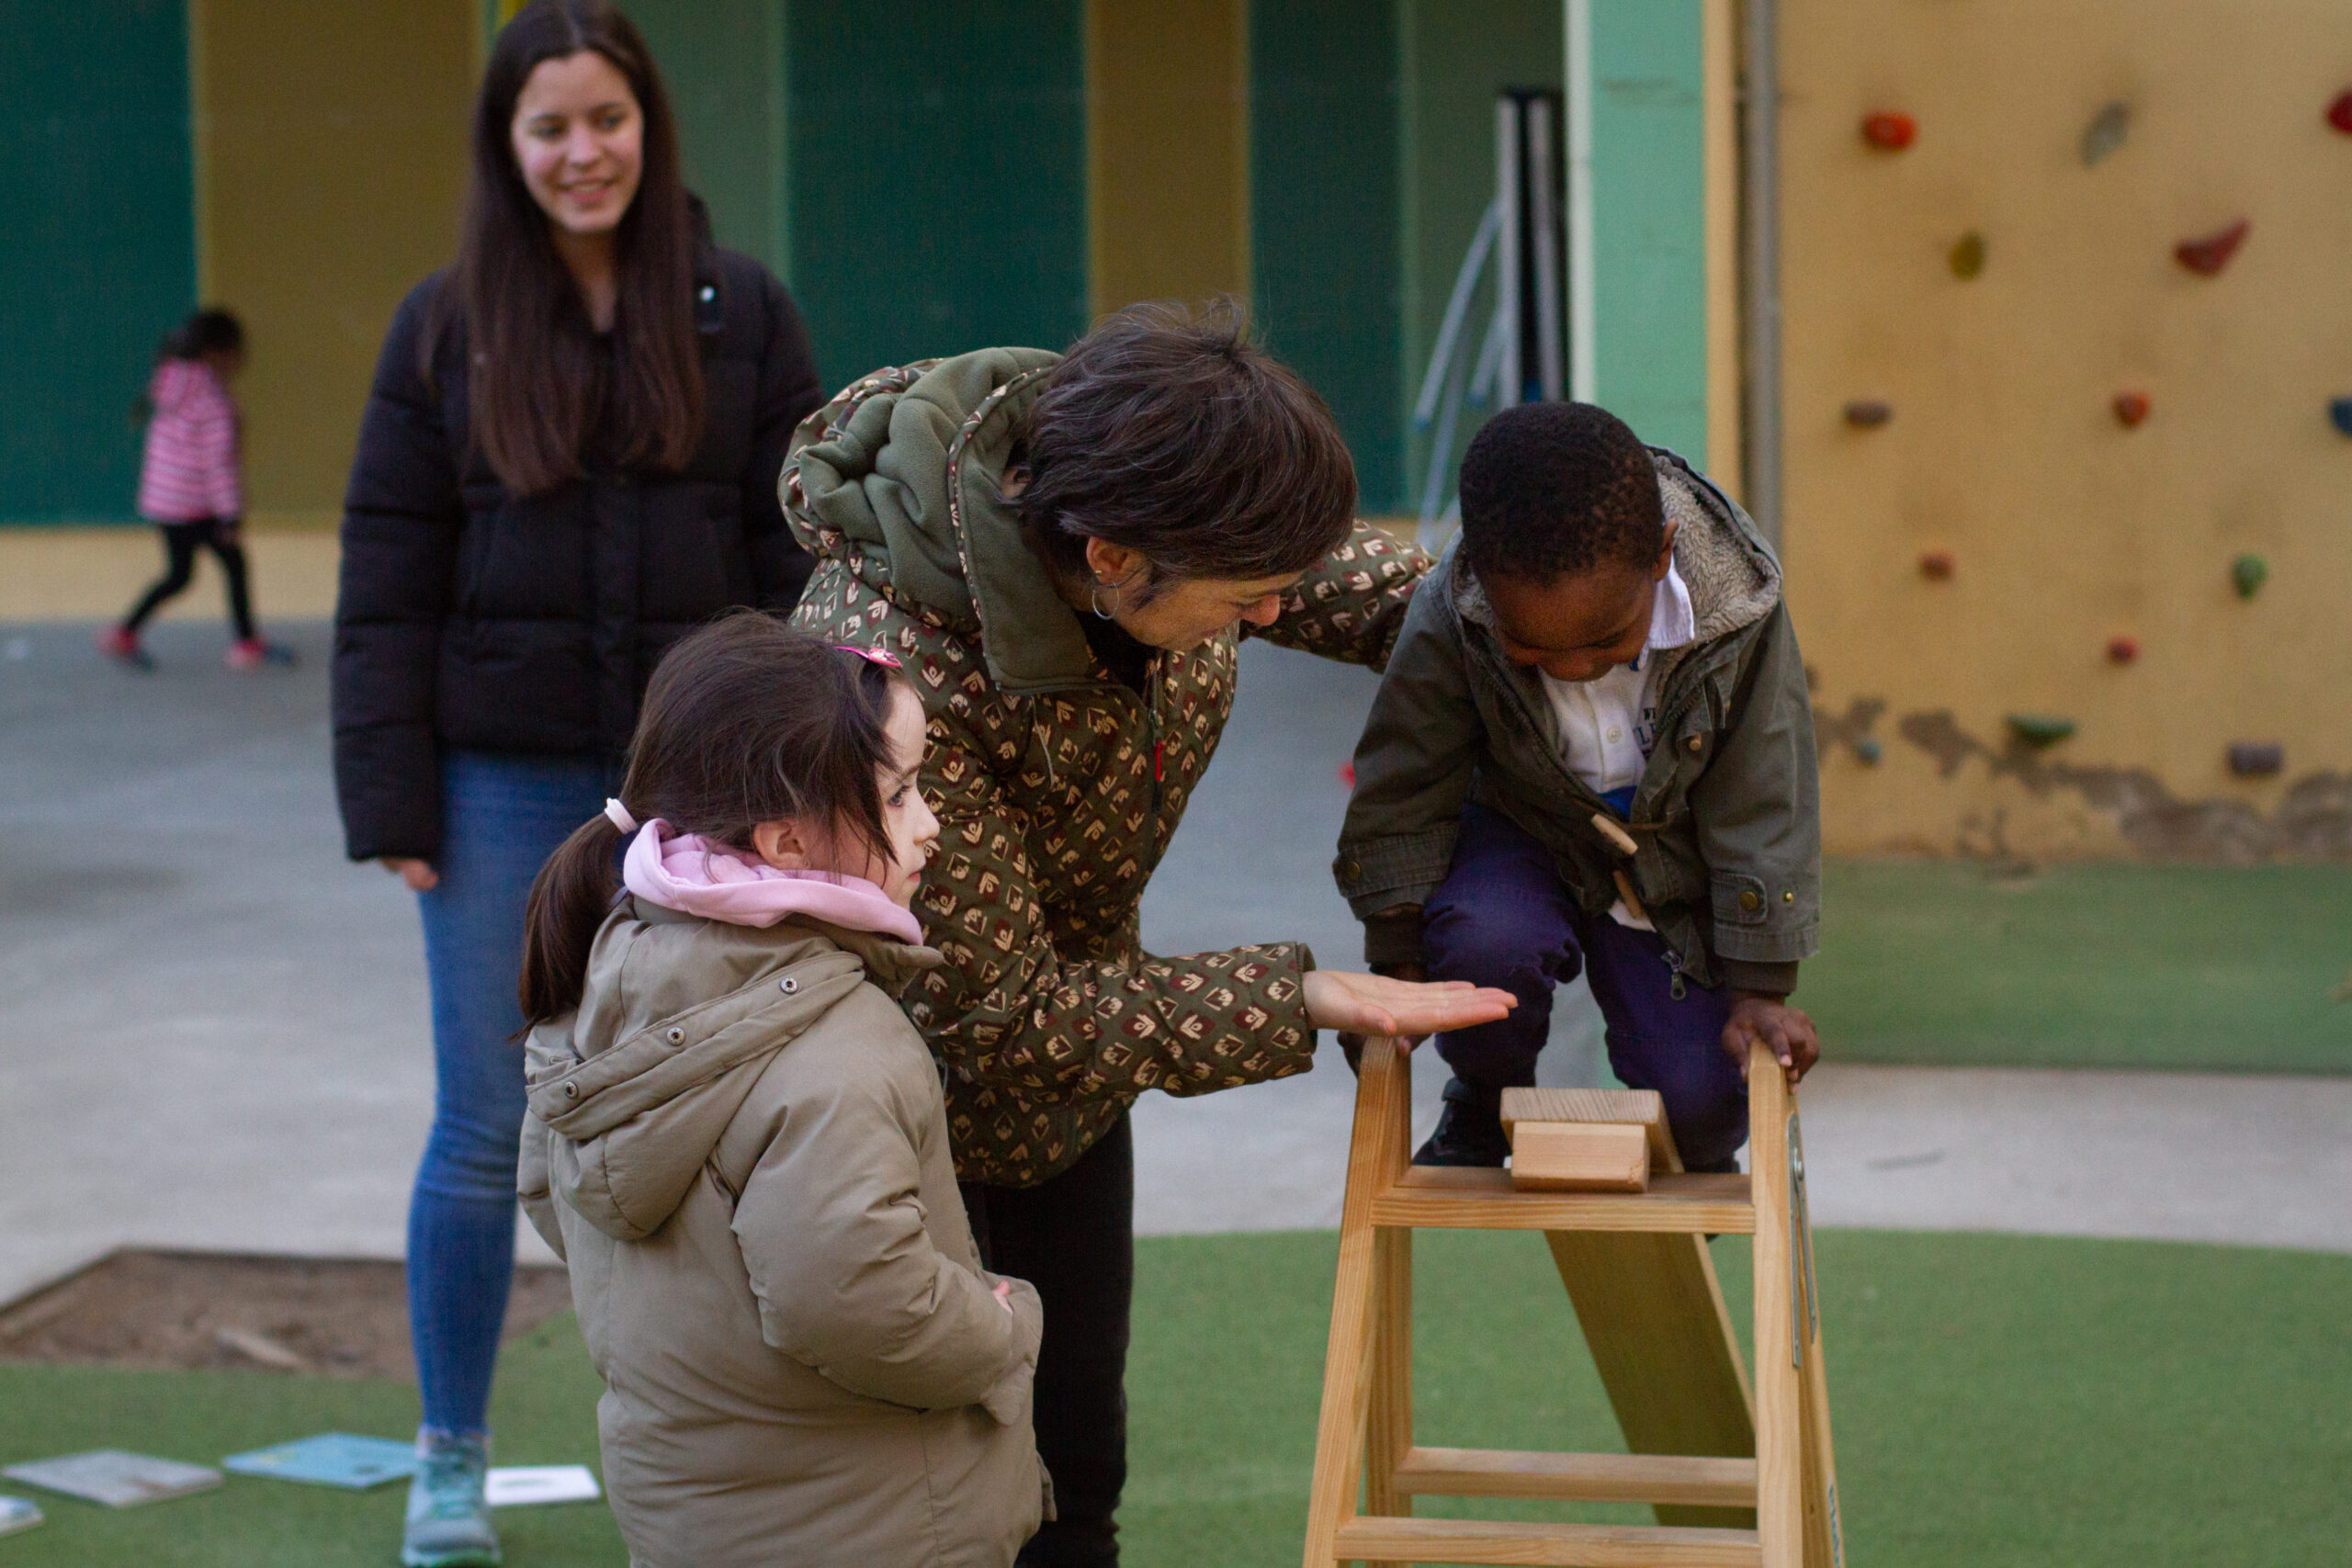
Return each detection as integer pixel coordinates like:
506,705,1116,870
1544,1228,1758,1530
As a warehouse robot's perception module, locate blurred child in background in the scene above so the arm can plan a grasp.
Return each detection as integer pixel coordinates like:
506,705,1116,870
101,308,291,671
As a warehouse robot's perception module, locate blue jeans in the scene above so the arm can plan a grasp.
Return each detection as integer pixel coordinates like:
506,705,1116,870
412,750,612,1436
1424,805,1750,1170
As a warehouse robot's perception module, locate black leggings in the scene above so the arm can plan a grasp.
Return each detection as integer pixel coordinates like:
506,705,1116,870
962,1113,1135,1568
123,518,254,641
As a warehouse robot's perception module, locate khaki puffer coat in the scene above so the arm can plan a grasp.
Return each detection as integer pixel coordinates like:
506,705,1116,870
519,902,1049,1568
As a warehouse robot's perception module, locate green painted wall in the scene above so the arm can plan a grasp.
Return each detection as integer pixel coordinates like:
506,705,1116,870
0,1,195,525
1250,0,1406,513
786,0,1088,386
628,0,789,277
1398,0,1563,509
1589,0,1708,457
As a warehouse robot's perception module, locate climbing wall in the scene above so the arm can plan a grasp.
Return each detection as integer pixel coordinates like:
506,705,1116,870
1780,0,2352,861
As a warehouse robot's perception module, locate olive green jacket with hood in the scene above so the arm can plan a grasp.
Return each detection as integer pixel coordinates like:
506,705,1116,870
519,903,1048,1568
1335,450,1819,994
783,351,1430,1186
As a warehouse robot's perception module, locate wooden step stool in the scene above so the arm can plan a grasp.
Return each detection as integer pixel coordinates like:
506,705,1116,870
1300,1039,1842,1568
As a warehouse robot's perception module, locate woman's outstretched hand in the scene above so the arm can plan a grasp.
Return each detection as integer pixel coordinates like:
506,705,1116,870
1304,968,1516,1045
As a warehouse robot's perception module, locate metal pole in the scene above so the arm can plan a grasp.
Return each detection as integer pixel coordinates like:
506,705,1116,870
1495,96,1523,411
1740,0,1783,547
1565,0,1596,403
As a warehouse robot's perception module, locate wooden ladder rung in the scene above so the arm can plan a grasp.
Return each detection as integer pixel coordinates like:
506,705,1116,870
1369,1167,1757,1235
1396,1445,1760,1507
1332,1516,1763,1567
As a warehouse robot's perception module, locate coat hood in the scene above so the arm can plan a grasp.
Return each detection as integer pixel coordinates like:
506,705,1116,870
523,904,942,1241
787,347,1114,696
1452,448,1781,645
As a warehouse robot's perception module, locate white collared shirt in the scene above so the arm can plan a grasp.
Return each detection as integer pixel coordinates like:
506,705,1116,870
1536,558,1696,803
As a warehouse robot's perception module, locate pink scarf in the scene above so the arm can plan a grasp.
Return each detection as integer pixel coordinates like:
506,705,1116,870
621,822,922,944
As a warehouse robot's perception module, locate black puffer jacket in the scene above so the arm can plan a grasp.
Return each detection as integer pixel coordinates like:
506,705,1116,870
332,246,822,863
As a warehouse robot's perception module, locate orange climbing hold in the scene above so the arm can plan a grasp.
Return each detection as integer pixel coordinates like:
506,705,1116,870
2112,391,2151,428
2175,220,2249,276
1860,111,1916,151
2327,89,2352,136
1917,550,1955,581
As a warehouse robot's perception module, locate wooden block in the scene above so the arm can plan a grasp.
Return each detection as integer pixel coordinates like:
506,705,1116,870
1502,1086,1679,1170
1510,1121,1651,1191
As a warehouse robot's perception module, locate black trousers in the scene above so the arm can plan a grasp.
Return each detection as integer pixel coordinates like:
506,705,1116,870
962,1113,1134,1568
123,517,254,641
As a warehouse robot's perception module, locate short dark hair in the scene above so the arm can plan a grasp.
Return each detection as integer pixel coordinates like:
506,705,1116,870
518,614,909,1025
160,309,244,362
1457,401,1664,583
1014,299,1357,595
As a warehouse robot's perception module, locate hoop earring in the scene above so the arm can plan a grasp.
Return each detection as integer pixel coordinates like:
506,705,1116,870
1090,581,1123,620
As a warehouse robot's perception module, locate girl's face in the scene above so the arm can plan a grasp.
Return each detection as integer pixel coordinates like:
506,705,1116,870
752,685,940,910
509,51,643,241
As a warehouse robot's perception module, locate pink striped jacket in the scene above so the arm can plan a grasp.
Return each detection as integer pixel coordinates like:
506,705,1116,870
137,358,243,522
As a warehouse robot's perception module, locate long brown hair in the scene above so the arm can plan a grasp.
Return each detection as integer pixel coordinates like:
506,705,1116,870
518,615,910,1026
435,0,705,495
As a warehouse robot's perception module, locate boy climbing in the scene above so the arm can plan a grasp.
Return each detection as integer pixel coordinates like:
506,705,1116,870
1335,401,1822,1172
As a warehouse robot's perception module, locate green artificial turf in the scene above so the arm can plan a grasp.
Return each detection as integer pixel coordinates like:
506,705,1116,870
1803,859,2352,1075
5,1230,2347,1566
0,1314,626,1566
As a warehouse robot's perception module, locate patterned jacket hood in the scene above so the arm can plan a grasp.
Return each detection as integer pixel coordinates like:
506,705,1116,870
788,347,1121,697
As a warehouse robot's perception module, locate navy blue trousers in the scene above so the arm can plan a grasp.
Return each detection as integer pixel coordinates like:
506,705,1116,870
1424,805,1749,1170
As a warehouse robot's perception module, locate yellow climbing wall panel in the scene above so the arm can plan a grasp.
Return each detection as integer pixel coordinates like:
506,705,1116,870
1779,0,2352,861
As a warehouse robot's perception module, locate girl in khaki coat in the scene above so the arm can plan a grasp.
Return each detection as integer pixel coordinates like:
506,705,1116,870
516,614,1049,1567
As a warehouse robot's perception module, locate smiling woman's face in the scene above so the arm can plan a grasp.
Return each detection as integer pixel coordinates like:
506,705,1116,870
509,51,643,240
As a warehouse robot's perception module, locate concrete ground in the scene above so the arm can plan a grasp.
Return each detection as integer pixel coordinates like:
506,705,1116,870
2,618,2346,1309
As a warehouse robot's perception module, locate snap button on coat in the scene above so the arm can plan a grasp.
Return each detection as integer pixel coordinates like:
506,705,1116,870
779,976,798,994
665,1026,685,1044
1739,889,1763,912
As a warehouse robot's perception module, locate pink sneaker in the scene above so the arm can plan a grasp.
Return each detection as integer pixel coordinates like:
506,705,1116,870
98,626,155,671
226,637,295,671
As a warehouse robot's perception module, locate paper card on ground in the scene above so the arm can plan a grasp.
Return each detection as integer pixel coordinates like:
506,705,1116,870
485,1465,601,1507
0,1495,43,1536
1,1450,223,1507
222,1433,418,1490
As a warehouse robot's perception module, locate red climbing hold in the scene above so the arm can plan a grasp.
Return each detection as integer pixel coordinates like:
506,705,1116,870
1338,761,1356,790
1917,550,1956,581
2112,391,2151,428
2174,220,2249,276
2106,635,2140,665
1860,111,1917,151
2327,89,2352,136
1844,399,1894,429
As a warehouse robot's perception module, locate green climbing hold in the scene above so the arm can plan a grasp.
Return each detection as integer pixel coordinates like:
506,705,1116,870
2006,714,2076,748
1949,231,1986,279
2081,101,2131,166
1854,737,1883,765
2232,554,2268,600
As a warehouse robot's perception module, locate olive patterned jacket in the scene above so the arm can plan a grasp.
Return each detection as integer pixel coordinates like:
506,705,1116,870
783,349,1430,1186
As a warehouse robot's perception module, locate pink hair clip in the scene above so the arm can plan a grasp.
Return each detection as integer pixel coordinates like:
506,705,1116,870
831,642,903,669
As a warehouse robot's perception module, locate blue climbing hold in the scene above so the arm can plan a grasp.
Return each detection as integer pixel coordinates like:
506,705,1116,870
1854,738,1883,765
2329,397,2352,437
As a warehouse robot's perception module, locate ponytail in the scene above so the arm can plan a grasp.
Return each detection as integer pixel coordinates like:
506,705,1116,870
517,814,628,1027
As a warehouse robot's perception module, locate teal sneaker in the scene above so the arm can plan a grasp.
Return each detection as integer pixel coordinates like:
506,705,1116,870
401,1431,501,1568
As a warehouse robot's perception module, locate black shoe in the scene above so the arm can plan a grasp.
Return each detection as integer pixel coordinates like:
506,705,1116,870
1412,1077,1512,1168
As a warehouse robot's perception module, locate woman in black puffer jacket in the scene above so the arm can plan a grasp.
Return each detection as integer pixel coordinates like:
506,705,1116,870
328,6,820,1562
